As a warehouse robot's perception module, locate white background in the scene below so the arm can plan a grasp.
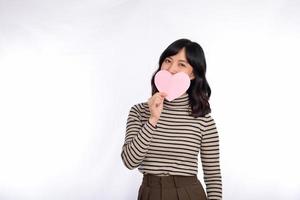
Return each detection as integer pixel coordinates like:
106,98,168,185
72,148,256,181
0,0,300,199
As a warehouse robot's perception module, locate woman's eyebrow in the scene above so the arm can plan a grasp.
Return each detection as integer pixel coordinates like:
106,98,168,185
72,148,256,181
167,57,188,63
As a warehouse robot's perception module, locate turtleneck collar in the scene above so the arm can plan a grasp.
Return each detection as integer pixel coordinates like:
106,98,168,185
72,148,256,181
163,92,191,110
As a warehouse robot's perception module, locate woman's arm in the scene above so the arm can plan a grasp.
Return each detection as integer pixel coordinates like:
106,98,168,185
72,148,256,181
200,114,222,200
121,104,157,169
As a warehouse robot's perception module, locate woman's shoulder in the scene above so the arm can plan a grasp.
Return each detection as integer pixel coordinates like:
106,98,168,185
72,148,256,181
129,101,149,113
194,112,215,123
194,112,211,119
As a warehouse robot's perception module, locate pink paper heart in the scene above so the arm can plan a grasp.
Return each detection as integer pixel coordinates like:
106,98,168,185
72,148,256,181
154,70,190,101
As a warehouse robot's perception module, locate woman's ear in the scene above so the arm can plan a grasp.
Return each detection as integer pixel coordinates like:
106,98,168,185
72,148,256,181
189,73,195,80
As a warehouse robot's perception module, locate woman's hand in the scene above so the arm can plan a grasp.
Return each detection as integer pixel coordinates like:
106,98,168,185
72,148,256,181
147,92,167,126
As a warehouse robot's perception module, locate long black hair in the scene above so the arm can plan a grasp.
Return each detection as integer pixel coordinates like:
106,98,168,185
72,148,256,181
151,38,211,117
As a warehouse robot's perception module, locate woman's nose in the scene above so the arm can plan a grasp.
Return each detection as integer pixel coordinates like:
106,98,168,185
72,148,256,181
168,63,177,74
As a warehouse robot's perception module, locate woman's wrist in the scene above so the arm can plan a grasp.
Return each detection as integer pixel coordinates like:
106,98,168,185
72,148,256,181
149,116,158,127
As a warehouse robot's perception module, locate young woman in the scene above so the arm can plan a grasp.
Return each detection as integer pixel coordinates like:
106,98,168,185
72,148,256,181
121,38,222,200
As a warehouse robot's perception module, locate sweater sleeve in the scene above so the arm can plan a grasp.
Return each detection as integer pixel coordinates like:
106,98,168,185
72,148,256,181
121,104,157,170
200,114,222,200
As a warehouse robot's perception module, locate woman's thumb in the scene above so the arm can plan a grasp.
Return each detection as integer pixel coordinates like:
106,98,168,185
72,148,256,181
161,92,168,97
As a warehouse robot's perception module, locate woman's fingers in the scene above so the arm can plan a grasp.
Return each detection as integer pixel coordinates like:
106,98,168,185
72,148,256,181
148,92,167,108
154,97,161,107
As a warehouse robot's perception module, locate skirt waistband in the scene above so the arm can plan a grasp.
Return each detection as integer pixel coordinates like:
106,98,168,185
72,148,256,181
142,174,200,188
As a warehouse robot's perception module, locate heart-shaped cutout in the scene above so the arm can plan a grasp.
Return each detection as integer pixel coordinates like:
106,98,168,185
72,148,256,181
154,70,190,101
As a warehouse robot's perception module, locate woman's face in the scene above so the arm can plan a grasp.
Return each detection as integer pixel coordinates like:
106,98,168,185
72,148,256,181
160,48,195,80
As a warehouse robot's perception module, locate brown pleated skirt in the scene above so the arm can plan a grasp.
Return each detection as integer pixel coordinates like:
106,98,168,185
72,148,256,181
137,174,207,200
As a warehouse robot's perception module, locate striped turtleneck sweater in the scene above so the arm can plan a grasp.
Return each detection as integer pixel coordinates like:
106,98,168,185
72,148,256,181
121,93,222,200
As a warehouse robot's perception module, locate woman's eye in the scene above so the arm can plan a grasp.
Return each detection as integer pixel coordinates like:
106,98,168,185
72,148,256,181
165,59,170,63
179,63,186,67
